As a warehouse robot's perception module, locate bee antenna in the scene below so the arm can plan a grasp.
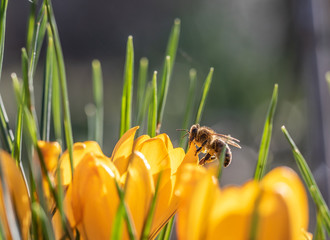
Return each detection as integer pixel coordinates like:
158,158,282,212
176,129,189,133
181,132,189,139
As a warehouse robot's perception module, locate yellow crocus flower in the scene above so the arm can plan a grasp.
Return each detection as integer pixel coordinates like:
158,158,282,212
56,126,197,240
176,166,311,240
0,151,31,240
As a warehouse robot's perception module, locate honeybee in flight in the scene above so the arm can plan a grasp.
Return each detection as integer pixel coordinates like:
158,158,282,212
180,124,241,167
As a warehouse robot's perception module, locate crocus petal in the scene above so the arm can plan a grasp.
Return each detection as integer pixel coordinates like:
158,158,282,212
135,138,171,189
124,151,154,239
169,147,185,175
154,134,173,151
0,151,31,240
59,141,105,186
207,181,259,240
261,167,308,240
38,140,61,173
111,126,139,175
71,152,119,240
176,165,219,240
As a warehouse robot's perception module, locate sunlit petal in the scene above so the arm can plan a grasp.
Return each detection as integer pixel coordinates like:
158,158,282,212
111,126,139,175
124,151,154,239
0,151,31,240
38,140,61,173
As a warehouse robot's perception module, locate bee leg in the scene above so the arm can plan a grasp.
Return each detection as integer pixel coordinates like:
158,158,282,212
195,140,208,156
223,152,231,167
199,153,212,165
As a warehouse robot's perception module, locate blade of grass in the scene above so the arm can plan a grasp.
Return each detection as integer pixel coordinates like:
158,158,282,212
179,69,197,148
156,19,180,134
51,48,62,146
281,126,330,234
26,0,36,56
0,0,8,82
148,71,157,138
254,84,278,181
156,56,170,134
141,171,163,240
0,95,14,152
136,57,149,126
138,81,153,134
217,144,226,181
315,209,326,240
40,32,53,141
45,0,74,177
111,181,137,240
11,73,23,164
31,202,55,240
85,103,96,140
120,36,134,137
92,59,104,147
195,67,214,124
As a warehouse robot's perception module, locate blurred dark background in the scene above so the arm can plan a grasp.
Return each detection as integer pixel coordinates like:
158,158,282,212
1,0,330,230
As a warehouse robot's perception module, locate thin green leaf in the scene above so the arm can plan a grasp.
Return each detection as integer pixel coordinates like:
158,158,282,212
148,71,157,138
0,95,14,152
51,47,62,146
136,57,149,126
120,36,134,137
31,202,55,240
195,67,214,124
11,73,23,164
217,144,226,181
0,0,8,82
92,59,104,147
21,48,30,110
40,33,54,141
179,69,197,148
85,103,96,140
315,209,326,240
141,171,163,240
254,84,278,181
45,0,74,177
157,19,180,134
281,126,330,234
26,1,36,55
156,56,170,134
111,181,137,240
162,216,175,240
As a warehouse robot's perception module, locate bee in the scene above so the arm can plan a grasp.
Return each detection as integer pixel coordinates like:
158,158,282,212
180,124,241,167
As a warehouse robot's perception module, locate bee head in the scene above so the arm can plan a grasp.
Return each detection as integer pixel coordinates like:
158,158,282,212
189,124,200,144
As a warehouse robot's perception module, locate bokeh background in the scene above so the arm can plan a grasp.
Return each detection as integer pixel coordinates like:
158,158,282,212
1,0,330,231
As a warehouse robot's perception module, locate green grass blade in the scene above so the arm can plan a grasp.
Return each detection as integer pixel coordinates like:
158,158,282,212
120,36,134,137
136,57,149,126
11,73,23,164
141,171,163,240
0,0,8,82
40,33,54,141
156,18,181,133
148,71,157,138
45,0,74,177
26,1,36,55
111,181,137,240
21,48,31,110
253,84,278,181
85,103,96,140
217,144,227,181
162,216,175,240
281,126,330,234
31,202,55,240
92,59,104,147
0,95,14,152
315,210,326,240
179,69,197,148
156,56,170,134
51,48,62,146
195,67,214,124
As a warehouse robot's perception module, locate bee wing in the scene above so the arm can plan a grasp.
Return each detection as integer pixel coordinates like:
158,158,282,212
212,133,241,149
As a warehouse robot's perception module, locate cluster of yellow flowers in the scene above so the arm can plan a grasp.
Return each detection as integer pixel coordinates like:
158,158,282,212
0,126,312,239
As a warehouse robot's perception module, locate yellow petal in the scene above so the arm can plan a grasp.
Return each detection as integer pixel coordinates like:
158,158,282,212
169,147,185,175
0,151,31,240
134,135,150,149
154,134,173,151
71,152,119,239
176,166,219,240
261,167,309,240
124,151,155,239
207,181,259,240
38,140,62,173
111,126,139,175
59,141,105,186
